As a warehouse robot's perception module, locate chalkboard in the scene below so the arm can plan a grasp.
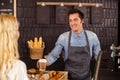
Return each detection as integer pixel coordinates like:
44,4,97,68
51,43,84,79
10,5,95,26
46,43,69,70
0,0,16,17
56,6,69,24
36,6,50,24
91,7,103,24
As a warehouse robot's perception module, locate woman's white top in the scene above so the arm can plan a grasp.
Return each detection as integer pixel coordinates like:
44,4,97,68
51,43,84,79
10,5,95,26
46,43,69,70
2,60,29,80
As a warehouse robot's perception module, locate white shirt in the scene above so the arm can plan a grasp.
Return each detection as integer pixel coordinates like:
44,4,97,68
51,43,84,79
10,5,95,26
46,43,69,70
2,60,29,80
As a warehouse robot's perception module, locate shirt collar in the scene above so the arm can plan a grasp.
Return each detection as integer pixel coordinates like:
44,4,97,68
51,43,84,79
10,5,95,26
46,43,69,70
71,30,84,38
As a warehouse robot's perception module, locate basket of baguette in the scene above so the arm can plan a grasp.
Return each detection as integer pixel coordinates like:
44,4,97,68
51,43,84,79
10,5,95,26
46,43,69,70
27,36,45,59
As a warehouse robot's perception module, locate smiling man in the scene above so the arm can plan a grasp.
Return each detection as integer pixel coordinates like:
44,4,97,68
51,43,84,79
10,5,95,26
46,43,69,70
39,8,101,80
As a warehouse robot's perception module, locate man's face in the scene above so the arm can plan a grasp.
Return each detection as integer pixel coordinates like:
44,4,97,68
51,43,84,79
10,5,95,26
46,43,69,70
68,13,84,34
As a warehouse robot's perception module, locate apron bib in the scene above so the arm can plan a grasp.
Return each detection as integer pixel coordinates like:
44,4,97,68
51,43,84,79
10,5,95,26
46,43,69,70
65,31,91,80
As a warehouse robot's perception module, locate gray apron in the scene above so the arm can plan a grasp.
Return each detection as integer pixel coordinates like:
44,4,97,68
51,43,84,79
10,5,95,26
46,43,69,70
65,31,91,80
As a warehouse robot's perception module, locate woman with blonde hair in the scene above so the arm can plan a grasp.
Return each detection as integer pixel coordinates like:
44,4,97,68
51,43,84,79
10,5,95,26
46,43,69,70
0,14,29,80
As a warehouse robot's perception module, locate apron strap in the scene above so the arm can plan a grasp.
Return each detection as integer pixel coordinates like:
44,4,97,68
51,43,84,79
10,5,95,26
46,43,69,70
84,30,90,53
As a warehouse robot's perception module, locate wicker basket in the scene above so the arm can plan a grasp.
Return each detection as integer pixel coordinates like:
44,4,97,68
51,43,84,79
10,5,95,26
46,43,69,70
29,47,44,60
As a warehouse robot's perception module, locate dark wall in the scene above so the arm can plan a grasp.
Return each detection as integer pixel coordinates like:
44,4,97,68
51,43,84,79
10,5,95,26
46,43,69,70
118,0,120,45
16,0,118,57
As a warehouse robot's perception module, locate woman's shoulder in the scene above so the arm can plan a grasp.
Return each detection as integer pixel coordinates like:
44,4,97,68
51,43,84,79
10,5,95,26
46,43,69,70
11,60,27,74
14,60,26,67
8,60,28,80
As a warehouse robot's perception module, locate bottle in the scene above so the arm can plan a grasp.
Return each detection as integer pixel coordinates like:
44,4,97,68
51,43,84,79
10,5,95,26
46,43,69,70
110,44,115,61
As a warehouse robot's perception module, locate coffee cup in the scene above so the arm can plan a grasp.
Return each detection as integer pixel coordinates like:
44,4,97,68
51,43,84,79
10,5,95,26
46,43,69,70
38,59,47,71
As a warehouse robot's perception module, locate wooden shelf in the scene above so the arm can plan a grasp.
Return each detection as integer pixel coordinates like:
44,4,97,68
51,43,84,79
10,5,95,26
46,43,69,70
14,0,16,17
37,2,103,7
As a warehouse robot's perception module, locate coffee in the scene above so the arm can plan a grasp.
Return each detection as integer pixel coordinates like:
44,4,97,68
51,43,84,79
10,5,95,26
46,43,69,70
38,59,47,71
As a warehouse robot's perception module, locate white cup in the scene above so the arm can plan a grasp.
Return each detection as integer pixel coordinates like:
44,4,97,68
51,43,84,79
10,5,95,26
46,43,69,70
38,59,47,71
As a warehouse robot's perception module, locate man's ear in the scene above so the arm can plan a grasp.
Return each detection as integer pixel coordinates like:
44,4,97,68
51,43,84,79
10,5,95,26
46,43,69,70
82,19,84,23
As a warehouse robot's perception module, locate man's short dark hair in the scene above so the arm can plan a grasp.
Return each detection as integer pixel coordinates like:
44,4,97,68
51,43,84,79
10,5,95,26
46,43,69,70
68,8,84,19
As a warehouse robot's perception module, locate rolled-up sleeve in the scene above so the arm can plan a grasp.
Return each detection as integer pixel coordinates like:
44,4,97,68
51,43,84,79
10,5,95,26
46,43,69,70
46,35,64,65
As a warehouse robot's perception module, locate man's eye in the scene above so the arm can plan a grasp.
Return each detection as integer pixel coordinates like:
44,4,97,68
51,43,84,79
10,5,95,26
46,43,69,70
74,19,78,21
